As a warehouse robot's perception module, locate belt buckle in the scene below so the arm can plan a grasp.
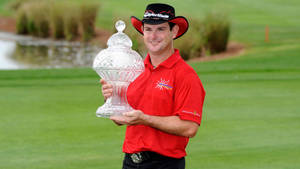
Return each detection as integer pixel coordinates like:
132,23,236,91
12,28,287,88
130,152,143,164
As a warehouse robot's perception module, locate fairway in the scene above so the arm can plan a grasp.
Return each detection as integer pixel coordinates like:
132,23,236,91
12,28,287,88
1,50,299,169
1,0,300,168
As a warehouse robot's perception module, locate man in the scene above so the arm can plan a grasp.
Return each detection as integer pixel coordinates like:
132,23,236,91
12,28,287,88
100,3,205,169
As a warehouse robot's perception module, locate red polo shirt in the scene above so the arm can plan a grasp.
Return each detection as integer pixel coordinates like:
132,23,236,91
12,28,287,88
124,49,205,158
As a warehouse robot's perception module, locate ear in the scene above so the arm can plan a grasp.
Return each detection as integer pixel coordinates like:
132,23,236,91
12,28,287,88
172,25,179,39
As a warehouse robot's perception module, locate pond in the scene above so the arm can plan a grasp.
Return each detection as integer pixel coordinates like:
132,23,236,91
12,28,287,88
0,32,102,70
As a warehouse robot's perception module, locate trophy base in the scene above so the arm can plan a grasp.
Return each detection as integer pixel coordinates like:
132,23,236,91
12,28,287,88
96,104,134,118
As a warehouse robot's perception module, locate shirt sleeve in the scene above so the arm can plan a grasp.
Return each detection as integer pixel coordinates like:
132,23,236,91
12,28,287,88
173,72,205,125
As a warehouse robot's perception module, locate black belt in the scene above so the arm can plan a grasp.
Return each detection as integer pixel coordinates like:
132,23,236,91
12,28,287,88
126,151,175,164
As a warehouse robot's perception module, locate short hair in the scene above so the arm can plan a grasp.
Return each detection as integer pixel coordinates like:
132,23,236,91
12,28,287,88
168,22,175,30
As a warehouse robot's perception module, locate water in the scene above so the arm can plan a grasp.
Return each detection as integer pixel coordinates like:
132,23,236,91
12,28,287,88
0,31,102,70
0,40,21,69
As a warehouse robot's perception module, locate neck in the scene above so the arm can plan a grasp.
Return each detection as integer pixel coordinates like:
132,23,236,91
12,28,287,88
149,46,175,67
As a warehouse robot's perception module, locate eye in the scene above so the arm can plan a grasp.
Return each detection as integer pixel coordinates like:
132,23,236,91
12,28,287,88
158,27,167,31
144,27,152,32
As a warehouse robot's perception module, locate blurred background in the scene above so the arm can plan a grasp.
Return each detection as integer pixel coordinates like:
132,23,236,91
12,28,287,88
0,0,299,169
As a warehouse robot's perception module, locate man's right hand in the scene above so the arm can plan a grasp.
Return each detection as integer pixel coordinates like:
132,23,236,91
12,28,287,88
100,79,123,126
100,79,113,100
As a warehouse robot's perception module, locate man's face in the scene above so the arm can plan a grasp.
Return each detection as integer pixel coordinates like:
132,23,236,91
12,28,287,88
142,22,178,55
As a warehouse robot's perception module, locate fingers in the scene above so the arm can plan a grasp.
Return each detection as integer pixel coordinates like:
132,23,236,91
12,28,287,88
100,79,113,98
102,83,113,90
100,79,113,90
110,116,126,126
111,110,144,126
103,90,113,98
99,79,107,85
123,111,135,117
123,110,143,119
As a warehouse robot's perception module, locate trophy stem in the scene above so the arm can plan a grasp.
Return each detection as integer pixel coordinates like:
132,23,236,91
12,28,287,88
96,81,133,118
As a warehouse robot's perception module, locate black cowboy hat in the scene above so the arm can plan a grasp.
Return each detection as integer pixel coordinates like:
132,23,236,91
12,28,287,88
131,3,189,39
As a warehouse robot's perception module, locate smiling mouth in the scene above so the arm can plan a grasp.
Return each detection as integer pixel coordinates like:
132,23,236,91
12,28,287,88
150,41,160,46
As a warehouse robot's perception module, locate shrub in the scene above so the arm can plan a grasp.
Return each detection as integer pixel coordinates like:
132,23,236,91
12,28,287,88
15,1,50,37
50,2,65,39
14,0,101,42
15,1,43,36
202,11,230,54
174,18,205,60
26,2,50,37
64,4,80,41
16,7,28,34
79,3,100,41
26,19,37,36
17,2,37,36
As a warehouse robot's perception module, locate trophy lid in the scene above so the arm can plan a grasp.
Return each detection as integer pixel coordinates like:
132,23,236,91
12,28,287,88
107,20,133,48
93,20,144,79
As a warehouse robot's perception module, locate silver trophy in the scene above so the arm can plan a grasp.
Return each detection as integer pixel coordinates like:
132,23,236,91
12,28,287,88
93,20,144,118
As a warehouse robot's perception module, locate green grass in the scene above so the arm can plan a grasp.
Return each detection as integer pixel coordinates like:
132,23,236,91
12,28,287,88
1,50,300,169
1,0,300,169
0,0,12,16
0,68,125,169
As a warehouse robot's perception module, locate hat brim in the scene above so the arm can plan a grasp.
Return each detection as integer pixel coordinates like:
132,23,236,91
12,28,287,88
131,16,189,40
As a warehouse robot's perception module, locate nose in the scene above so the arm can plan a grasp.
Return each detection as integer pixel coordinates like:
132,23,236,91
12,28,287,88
149,30,158,40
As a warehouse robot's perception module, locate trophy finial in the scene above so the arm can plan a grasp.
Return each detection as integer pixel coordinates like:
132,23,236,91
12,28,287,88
107,20,132,48
115,20,126,32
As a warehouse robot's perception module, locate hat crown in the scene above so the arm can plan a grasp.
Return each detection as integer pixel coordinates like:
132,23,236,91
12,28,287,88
143,3,175,20
131,3,189,39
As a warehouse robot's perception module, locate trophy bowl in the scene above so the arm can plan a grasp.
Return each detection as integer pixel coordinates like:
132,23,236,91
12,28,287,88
93,20,144,118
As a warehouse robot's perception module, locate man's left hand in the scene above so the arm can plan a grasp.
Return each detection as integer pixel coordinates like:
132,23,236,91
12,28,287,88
110,110,146,125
